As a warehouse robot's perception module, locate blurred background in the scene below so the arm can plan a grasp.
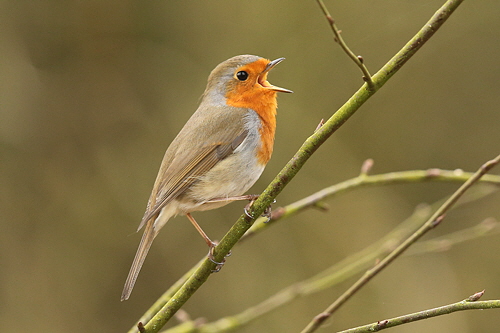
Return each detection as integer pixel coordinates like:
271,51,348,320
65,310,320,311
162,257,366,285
1,1,499,332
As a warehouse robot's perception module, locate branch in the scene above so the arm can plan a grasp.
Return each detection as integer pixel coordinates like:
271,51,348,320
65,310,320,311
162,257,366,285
339,291,500,333
136,0,468,331
315,0,374,89
245,166,500,238
300,154,500,333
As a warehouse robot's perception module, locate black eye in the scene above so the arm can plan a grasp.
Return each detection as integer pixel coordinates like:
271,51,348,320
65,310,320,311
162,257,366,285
236,71,248,81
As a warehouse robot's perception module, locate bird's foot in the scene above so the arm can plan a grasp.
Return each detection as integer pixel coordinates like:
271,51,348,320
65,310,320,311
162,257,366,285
207,241,231,272
244,196,275,223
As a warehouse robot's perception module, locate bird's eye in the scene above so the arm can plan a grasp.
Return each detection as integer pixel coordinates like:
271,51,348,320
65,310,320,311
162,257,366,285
236,71,249,81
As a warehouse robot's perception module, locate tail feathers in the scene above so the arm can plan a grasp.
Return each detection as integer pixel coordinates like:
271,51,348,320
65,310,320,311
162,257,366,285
121,221,157,301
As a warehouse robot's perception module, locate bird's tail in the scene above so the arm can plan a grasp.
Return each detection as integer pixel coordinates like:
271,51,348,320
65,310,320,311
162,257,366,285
121,220,157,301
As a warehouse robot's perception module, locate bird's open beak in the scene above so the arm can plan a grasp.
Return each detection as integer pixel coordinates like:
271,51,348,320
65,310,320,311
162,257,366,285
258,58,293,93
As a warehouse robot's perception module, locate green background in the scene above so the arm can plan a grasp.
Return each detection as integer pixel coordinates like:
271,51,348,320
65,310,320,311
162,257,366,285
1,1,499,332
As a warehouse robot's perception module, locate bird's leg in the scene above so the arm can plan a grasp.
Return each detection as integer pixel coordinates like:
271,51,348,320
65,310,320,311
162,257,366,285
205,194,259,204
186,213,226,270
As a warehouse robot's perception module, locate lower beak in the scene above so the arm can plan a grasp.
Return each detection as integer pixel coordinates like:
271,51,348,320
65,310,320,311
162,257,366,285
259,58,293,93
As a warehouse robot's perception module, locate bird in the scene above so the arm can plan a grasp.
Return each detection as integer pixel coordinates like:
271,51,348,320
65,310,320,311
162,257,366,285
121,55,292,301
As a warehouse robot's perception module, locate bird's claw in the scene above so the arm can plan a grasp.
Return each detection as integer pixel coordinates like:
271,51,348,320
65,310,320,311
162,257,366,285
244,197,275,223
207,241,231,272
244,205,253,219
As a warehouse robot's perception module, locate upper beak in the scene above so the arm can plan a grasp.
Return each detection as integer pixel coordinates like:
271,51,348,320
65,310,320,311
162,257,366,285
258,58,293,93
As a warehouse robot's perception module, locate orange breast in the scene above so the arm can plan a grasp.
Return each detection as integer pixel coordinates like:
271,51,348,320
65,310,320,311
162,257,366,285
225,80,277,165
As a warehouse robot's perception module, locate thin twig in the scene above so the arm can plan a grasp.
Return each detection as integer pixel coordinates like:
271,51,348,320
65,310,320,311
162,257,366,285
339,292,500,333
246,168,500,237
316,0,374,89
300,154,500,333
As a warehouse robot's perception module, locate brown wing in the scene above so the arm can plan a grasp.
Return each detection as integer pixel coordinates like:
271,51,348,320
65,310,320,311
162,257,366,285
122,127,248,301
137,108,249,230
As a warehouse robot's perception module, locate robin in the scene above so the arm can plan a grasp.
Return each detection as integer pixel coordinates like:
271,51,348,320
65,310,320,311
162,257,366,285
121,55,292,301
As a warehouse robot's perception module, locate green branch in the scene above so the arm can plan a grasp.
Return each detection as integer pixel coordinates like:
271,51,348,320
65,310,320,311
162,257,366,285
246,166,500,237
339,291,500,333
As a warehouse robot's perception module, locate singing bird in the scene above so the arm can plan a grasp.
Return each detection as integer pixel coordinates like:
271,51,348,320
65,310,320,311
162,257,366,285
121,55,292,301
